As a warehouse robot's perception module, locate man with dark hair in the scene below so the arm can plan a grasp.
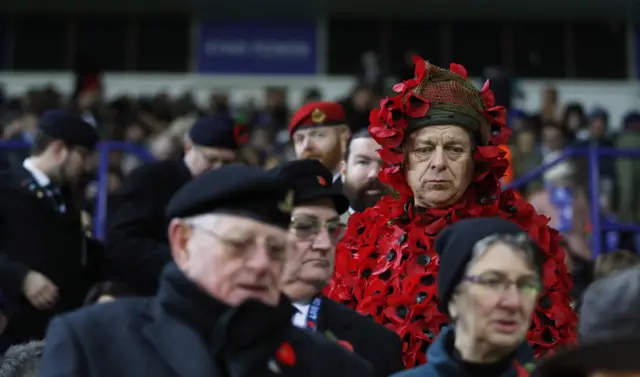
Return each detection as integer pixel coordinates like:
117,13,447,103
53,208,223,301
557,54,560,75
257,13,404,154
339,129,385,224
0,341,45,377
0,110,103,346
106,114,247,296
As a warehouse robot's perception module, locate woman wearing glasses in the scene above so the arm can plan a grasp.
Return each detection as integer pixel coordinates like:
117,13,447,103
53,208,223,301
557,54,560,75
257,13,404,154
394,217,541,377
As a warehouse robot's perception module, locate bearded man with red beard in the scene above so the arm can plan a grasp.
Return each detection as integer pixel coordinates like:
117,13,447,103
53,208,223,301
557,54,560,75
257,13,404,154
325,59,577,368
290,102,351,184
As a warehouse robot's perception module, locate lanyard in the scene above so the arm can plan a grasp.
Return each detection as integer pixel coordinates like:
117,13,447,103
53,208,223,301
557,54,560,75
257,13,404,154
305,297,322,332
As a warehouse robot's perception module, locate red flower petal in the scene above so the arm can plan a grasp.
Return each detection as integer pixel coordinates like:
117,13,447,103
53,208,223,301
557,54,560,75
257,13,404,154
336,340,354,352
449,63,468,79
404,93,431,118
479,80,496,108
275,342,296,366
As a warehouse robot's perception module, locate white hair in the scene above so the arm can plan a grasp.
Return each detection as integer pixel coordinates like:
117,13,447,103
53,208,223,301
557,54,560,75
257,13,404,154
0,341,45,377
467,233,539,275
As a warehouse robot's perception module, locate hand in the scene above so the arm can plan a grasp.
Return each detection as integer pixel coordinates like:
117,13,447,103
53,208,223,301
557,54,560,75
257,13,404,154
22,271,59,310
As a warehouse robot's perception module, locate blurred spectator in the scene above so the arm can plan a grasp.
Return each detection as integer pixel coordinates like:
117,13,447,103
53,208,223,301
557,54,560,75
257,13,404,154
594,249,640,280
534,85,561,126
561,102,588,141
339,84,375,133
358,51,384,95
0,341,45,377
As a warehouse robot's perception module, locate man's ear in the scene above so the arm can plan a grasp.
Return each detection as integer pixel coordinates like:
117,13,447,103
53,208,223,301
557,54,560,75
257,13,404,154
168,218,191,269
338,125,351,155
339,160,347,179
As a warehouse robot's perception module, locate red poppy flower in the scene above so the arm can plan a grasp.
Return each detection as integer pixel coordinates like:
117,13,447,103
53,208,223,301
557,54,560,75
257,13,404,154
275,342,296,366
317,176,327,186
337,340,354,352
326,56,578,368
233,124,250,145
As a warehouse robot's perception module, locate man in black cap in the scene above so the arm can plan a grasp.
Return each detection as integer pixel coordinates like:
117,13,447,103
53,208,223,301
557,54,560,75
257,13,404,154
106,114,247,296
37,164,374,377
272,159,404,377
539,267,640,377
0,110,103,346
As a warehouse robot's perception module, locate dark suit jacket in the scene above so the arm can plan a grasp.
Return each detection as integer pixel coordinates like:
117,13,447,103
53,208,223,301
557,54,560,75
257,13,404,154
37,297,375,377
105,159,191,295
317,296,404,377
0,167,104,344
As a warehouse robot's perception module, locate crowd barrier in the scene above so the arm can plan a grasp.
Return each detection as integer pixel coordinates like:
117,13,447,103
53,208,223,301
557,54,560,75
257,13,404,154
1,141,639,257
505,143,640,258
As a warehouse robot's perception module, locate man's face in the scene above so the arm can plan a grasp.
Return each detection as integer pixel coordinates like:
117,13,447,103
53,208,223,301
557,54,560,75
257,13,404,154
292,127,345,174
541,126,564,151
169,214,289,307
405,125,475,208
282,199,341,292
341,137,385,212
60,146,91,183
187,145,237,176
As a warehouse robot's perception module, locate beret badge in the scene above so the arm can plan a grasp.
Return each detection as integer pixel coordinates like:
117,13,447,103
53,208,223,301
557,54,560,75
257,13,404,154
311,108,326,124
278,190,295,213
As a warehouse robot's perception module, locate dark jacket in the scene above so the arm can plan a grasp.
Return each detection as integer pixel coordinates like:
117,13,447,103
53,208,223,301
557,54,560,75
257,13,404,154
105,159,191,295
0,166,104,344
392,326,537,377
37,264,375,377
315,296,404,377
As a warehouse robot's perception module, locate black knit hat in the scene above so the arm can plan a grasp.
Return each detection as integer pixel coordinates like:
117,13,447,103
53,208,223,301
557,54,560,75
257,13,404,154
435,217,528,316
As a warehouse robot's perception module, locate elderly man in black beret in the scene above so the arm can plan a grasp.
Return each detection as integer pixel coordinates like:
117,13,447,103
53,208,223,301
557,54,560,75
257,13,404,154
0,110,102,346
106,114,247,296
37,164,374,377
272,159,404,377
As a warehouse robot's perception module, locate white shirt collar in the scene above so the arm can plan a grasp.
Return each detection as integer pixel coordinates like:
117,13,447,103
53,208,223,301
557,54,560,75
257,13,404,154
291,302,310,329
23,158,50,187
333,172,341,183
349,207,356,214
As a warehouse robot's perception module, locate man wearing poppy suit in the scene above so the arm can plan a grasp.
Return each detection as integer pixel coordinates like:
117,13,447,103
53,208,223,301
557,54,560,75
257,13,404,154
272,159,404,377
106,114,247,296
0,110,103,346
289,102,351,192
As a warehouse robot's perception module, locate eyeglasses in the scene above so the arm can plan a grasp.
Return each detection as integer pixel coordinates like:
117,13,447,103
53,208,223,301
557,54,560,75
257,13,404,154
463,273,541,297
184,221,287,260
290,215,345,244
196,147,236,167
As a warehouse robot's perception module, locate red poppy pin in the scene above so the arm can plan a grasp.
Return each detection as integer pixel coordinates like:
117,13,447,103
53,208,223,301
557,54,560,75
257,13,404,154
233,124,250,145
336,340,354,352
275,341,296,366
317,176,327,186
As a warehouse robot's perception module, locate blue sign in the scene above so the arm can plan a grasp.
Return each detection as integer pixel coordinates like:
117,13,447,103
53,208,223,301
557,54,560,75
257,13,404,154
197,20,317,75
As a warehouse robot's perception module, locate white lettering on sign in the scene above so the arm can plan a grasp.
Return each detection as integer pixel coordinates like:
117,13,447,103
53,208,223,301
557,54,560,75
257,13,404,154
205,39,310,59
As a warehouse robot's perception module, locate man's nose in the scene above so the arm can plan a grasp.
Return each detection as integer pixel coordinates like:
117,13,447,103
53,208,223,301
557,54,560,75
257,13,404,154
246,246,272,272
312,228,332,252
429,147,446,170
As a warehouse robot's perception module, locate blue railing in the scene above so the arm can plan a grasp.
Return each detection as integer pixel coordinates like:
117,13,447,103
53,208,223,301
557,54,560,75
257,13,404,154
505,143,640,258
0,140,155,241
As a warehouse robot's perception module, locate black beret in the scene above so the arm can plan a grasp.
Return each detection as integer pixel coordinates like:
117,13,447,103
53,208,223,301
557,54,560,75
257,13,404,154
38,110,99,150
166,164,293,229
188,114,248,150
435,217,528,316
271,159,349,215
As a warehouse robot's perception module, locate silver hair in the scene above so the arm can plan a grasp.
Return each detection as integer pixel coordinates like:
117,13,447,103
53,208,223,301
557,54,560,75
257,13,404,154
0,341,45,377
467,233,539,275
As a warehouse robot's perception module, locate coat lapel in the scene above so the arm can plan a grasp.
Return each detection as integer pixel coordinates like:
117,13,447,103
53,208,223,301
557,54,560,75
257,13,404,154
317,296,353,334
142,300,217,377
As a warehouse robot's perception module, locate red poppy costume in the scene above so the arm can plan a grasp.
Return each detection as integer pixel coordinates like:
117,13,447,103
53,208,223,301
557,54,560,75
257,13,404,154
325,58,577,368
